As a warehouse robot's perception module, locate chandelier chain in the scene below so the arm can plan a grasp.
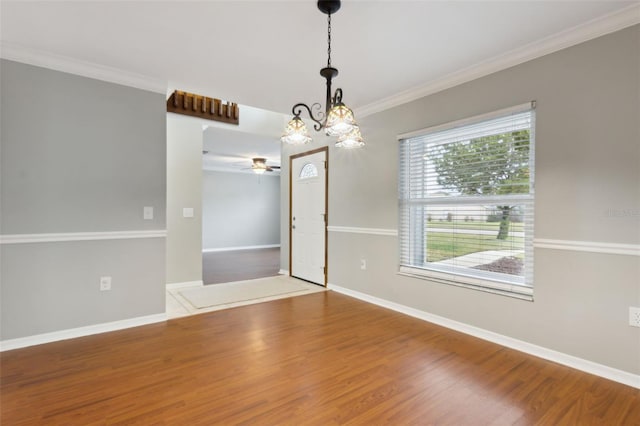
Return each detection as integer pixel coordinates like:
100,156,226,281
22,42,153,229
282,1,364,148
327,13,332,67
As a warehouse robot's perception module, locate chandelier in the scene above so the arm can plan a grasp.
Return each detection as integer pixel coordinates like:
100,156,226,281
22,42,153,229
281,0,364,149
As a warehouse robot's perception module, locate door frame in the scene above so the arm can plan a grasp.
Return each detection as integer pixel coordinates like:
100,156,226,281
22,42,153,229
289,146,329,287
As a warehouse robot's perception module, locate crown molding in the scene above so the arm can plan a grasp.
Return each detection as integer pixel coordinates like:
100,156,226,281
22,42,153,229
202,165,247,174
0,42,167,94
356,4,640,118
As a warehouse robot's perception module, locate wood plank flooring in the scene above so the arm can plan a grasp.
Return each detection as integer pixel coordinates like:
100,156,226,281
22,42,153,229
203,247,280,285
2,291,638,425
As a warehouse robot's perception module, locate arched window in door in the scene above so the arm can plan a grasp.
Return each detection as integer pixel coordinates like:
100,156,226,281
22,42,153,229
299,163,318,179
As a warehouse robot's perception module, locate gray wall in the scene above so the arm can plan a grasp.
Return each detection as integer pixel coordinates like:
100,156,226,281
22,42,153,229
166,114,203,285
281,26,640,374
0,60,167,340
203,170,280,250
1,61,166,233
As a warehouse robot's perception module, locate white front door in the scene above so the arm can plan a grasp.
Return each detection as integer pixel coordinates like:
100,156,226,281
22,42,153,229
290,148,327,285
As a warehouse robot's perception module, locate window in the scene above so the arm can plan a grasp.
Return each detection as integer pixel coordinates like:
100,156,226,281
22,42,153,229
398,102,535,299
299,163,318,179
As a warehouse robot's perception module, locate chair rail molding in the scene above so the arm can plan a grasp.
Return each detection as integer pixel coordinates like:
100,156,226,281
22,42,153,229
0,230,167,244
534,239,640,256
327,226,398,237
326,226,639,257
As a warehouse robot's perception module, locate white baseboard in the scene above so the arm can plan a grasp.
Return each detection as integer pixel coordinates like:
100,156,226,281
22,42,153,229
278,269,290,275
327,283,640,389
166,280,203,290
0,313,167,352
202,244,280,253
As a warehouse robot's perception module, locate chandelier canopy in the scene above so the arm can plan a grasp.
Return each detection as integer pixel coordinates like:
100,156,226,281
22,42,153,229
281,0,364,149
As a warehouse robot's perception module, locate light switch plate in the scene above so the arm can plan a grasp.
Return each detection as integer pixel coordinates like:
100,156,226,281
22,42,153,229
100,276,112,291
143,206,154,220
630,307,640,327
183,207,194,218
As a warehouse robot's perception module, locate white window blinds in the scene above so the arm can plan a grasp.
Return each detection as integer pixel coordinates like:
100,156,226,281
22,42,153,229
398,103,535,299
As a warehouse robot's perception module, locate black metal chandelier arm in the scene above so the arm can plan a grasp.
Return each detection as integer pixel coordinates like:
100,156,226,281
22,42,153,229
332,88,343,105
292,102,325,131
280,1,362,146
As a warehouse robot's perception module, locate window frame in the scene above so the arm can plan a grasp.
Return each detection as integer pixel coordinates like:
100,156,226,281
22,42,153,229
397,102,536,300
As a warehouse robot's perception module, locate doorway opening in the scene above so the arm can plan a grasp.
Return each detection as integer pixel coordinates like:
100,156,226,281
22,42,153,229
201,126,282,285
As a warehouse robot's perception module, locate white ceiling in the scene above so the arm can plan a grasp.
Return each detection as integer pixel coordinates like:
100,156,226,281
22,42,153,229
2,1,637,115
1,1,637,172
202,126,282,173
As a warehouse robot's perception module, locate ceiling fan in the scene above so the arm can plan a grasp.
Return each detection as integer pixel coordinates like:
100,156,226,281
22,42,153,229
250,157,280,174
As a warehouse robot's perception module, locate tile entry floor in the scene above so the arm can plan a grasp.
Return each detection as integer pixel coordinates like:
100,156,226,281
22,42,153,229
166,276,325,319
167,248,324,319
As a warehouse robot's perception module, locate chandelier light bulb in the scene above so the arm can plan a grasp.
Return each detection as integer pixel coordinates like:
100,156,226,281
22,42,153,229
335,126,365,149
281,116,312,145
325,103,356,137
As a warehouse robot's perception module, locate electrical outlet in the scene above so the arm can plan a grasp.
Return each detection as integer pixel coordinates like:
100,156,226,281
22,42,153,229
100,276,112,291
360,259,367,270
630,307,640,327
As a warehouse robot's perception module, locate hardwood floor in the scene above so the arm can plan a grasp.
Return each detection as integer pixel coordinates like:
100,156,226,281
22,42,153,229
203,247,280,284
2,291,638,425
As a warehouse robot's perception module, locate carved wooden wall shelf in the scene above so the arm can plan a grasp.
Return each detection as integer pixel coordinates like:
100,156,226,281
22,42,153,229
166,90,239,125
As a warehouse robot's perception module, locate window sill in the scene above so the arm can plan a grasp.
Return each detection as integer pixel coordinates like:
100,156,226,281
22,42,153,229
398,266,533,301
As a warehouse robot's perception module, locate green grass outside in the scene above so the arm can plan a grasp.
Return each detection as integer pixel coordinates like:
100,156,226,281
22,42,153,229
426,232,524,263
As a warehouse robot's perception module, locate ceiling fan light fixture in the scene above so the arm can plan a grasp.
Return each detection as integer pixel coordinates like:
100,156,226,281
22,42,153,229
335,126,365,149
281,116,312,145
250,157,280,174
